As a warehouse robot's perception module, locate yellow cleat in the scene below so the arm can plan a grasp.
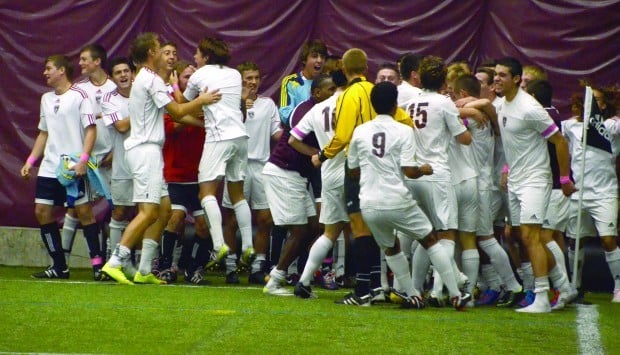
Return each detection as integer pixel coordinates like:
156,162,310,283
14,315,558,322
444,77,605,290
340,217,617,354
204,244,230,270
134,272,167,285
102,263,134,285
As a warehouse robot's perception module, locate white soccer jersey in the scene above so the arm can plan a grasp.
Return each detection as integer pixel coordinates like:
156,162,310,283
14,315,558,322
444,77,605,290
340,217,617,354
400,90,467,182
76,78,116,160
469,120,494,190
397,81,422,107
37,86,96,178
348,115,417,210
124,67,172,150
497,89,557,187
291,92,346,187
184,64,247,142
101,89,131,180
448,138,478,184
562,117,620,199
245,96,281,162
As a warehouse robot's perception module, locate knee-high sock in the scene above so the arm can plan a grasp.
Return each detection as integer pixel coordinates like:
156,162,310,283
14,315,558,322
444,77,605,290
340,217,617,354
521,262,535,291
427,244,460,298
480,263,502,291
380,250,390,291
233,200,253,252
138,238,159,275
354,236,373,297
41,222,66,270
461,249,479,294
546,240,568,276
300,235,333,286
160,230,178,270
201,195,225,250
368,237,382,291
61,214,79,265
108,218,128,256
82,223,103,266
334,232,346,277
385,252,414,296
269,225,287,269
411,245,431,296
605,247,620,290
479,238,521,291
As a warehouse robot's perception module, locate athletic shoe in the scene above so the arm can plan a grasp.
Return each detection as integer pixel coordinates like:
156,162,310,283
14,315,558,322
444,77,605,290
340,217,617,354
158,268,178,284
427,291,445,307
497,289,523,308
550,288,560,306
371,288,387,303
93,265,109,281
248,271,267,285
335,292,371,306
457,272,470,292
31,266,69,279
226,271,240,284
551,288,578,310
392,290,425,309
321,270,339,290
205,244,230,271
451,292,472,311
185,269,210,285
612,289,620,303
516,300,551,313
517,290,535,308
389,290,406,304
102,263,133,285
294,282,316,299
239,247,255,268
263,283,293,296
134,272,167,285
475,288,501,306
286,273,300,286
336,275,357,289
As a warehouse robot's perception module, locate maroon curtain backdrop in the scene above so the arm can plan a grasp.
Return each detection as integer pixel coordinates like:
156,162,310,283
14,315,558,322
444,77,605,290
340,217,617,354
1,0,619,227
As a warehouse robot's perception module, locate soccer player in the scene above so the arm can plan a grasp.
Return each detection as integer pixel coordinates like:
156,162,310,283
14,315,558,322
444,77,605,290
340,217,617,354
375,62,400,85
519,64,547,90
101,57,135,265
221,61,282,284
347,81,472,310
563,85,620,303
101,32,220,285
279,40,328,124
494,57,576,313
397,53,423,106
21,54,97,279
313,48,414,306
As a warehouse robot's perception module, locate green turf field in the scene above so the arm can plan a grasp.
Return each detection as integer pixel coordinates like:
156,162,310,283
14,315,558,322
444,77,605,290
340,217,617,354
0,266,618,354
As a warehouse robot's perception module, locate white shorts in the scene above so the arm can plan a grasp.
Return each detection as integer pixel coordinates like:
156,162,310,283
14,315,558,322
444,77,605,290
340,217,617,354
263,162,316,226
406,179,457,230
110,179,135,206
91,165,112,200
491,189,510,227
362,204,433,249
319,184,349,225
454,178,479,233
477,189,494,236
198,137,248,183
508,184,551,226
567,198,617,238
222,160,268,210
125,144,167,204
542,189,570,232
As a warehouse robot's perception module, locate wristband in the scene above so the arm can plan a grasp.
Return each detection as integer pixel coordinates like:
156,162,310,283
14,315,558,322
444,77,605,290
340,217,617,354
26,155,37,165
501,164,509,174
79,153,90,163
318,150,328,163
172,83,180,91
463,118,469,128
559,175,571,185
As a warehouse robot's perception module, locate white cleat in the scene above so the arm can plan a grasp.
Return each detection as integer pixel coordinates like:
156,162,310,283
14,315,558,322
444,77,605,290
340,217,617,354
516,301,551,313
263,284,293,296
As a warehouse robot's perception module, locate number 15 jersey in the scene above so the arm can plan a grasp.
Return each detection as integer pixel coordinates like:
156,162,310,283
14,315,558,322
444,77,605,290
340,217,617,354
400,90,466,182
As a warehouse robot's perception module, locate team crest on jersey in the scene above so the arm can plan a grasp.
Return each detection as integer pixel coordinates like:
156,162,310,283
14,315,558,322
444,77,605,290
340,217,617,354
54,98,60,114
96,89,102,105
248,111,254,119
502,116,507,127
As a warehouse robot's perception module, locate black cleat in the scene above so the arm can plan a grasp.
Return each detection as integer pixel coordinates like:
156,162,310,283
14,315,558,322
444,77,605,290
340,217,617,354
335,292,371,306
452,292,473,311
248,271,267,285
294,282,316,299
32,266,69,279
496,290,523,308
226,271,240,284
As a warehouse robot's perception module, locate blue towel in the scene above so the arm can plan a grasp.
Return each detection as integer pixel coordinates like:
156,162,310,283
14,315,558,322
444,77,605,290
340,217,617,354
56,154,113,209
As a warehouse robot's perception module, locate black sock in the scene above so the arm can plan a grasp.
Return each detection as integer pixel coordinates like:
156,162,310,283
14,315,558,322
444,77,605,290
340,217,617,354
368,236,381,291
190,236,213,273
160,231,178,270
353,236,373,297
179,234,197,270
82,223,103,265
269,225,287,269
40,223,66,270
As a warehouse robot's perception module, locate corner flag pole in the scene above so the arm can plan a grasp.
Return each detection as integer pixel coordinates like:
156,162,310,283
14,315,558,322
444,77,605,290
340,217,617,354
571,86,591,288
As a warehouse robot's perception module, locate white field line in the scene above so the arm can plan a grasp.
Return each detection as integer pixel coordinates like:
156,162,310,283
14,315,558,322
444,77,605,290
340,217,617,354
576,304,604,355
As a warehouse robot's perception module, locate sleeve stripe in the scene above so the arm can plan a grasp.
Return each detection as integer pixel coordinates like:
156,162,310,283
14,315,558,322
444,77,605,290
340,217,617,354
290,127,306,140
541,123,558,138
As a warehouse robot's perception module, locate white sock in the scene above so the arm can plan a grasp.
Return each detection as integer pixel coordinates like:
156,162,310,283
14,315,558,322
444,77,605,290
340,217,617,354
172,239,183,267
411,244,431,294
109,244,131,268
252,254,266,273
201,196,225,250
300,236,333,286
334,232,345,278
138,238,159,275
481,263,502,291
533,277,550,306
546,240,568,276
226,254,238,273
604,247,620,290
549,264,571,293
267,268,286,288
380,250,389,291
233,200,253,252
438,239,462,282
461,249,479,294
385,252,414,296
427,244,460,298
108,218,128,254
397,231,413,260
479,238,521,291
521,262,535,291
61,214,79,265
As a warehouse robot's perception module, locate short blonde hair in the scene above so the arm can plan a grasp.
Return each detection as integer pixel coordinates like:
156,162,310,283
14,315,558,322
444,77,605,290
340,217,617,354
342,48,367,76
523,65,547,80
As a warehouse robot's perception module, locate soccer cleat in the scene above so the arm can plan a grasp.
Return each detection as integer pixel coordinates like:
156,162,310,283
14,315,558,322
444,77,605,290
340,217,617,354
93,265,110,281
517,290,535,308
389,290,406,304
457,272,470,292
612,289,620,303
158,268,178,284
392,290,425,309
286,273,300,286
451,292,472,311
294,282,317,299
248,271,267,285
239,247,255,268
321,270,339,290
263,283,293,296
226,271,240,284
475,288,501,306
551,288,578,310
497,289,523,308
32,266,70,279
335,292,372,306
427,291,445,308
371,288,386,303
185,269,210,285
336,275,357,289
102,263,133,285
134,272,167,285
204,244,230,271
516,300,551,313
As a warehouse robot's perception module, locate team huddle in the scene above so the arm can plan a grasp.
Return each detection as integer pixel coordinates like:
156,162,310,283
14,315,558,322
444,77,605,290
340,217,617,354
20,34,620,314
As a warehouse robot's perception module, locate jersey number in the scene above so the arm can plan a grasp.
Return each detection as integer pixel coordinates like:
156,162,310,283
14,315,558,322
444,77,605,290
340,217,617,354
408,102,428,129
322,106,335,132
372,132,386,158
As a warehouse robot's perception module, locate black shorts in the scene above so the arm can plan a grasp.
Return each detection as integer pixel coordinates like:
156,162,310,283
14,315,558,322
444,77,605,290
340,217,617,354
35,176,86,206
344,160,360,214
168,183,202,215
307,167,322,200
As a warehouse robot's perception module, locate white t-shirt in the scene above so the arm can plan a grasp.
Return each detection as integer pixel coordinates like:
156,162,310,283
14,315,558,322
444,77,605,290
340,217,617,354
400,90,467,182
245,96,281,162
101,89,131,180
184,64,247,142
124,67,172,150
348,115,417,210
291,92,346,187
397,81,422,107
38,86,96,178
497,89,557,187
76,78,116,160
562,117,620,199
